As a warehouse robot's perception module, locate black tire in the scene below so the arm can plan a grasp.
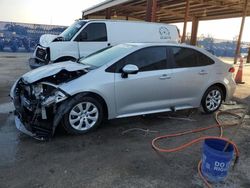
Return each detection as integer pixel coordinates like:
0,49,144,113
61,96,103,135
201,86,223,114
0,43,4,51
10,40,18,52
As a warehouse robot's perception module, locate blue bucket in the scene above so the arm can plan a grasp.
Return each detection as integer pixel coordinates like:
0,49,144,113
201,138,234,182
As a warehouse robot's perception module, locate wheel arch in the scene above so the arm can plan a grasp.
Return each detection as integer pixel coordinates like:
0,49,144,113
202,82,227,103
210,83,226,100
78,92,109,120
53,91,109,134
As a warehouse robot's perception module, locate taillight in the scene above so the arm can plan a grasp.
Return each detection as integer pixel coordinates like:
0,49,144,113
228,67,235,73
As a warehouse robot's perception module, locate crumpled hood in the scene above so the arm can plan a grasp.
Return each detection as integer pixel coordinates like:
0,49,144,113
22,61,90,84
39,34,59,47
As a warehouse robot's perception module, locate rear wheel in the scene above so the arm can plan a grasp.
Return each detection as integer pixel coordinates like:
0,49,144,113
201,86,223,114
62,96,103,134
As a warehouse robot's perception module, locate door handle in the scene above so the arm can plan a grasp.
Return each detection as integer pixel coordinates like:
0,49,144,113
107,43,111,46
199,70,208,75
159,74,171,80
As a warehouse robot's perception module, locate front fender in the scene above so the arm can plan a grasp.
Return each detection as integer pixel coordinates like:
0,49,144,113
53,93,88,131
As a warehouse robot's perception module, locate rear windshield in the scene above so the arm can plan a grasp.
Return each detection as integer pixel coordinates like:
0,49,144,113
79,44,136,68
60,21,86,41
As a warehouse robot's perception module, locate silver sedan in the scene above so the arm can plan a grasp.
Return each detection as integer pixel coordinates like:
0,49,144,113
10,43,236,139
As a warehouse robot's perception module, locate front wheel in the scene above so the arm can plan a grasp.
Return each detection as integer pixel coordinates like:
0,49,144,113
201,86,223,114
62,96,103,134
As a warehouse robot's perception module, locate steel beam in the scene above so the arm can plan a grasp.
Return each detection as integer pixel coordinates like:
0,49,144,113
190,17,199,45
146,0,153,21
181,0,190,43
105,8,111,19
151,0,157,22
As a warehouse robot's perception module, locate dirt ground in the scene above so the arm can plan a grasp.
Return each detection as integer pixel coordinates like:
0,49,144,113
0,52,250,188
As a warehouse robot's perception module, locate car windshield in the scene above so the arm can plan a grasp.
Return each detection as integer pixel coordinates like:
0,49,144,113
78,44,136,68
82,46,113,59
60,20,86,41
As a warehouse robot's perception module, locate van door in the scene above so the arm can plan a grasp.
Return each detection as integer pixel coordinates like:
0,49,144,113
75,23,109,58
113,46,173,117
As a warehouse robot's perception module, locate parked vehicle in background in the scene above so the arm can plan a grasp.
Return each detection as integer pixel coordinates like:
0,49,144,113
29,19,180,69
11,43,236,140
0,22,65,52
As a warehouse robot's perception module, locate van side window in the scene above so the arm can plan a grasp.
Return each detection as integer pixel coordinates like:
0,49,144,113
168,47,214,68
108,47,167,73
75,23,107,42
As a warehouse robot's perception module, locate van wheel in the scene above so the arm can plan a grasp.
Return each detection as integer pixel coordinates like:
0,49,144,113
201,86,223,114
62,96,103,134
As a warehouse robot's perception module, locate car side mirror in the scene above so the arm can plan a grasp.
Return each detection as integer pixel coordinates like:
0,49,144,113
121,64,139,78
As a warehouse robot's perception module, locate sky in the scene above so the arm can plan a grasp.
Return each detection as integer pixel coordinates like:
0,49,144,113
0,0,249,42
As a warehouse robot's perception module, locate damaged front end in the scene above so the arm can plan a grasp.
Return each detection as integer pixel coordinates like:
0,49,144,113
11,65,88,140
13,80,68,140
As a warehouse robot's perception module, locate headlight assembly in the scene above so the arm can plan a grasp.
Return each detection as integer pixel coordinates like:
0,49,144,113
55,90,67,103
29,82,68,107
41,89,68,107
32,84,43,97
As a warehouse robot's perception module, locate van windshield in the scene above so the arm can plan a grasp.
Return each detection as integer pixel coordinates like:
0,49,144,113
60,20,86,41
79,44,136,68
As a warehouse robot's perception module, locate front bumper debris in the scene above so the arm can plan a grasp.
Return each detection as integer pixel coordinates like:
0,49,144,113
15,114,49,141
12,80,62,141
15,115,35,137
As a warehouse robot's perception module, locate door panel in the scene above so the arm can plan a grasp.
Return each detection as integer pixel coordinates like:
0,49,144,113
76,23,108,58
168,46,214,107
78,43,108,57
113,46,173,116
170,67,210,106
115,70,172,115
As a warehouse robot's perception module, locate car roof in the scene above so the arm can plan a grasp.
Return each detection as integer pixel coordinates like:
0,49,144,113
123,42,215,58
125,42,194,48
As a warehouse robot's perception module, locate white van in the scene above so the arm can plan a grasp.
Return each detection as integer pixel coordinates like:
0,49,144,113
29,19,180,69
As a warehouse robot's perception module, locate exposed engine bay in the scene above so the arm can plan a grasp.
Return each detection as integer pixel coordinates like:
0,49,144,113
12,68,87,140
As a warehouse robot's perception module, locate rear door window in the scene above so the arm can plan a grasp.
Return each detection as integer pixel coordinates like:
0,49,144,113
197,52,215,66
168,47,214,68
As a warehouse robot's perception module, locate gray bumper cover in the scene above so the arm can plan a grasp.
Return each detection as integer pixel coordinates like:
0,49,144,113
15,115,35,137
15,116,48,141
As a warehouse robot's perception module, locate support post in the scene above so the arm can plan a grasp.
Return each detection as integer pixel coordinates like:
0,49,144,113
82,12,88,19
105,8,111,19
190,17,199,45
234,0,248,64
181,0,190,43
146,0,153,22
151,0,157,22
